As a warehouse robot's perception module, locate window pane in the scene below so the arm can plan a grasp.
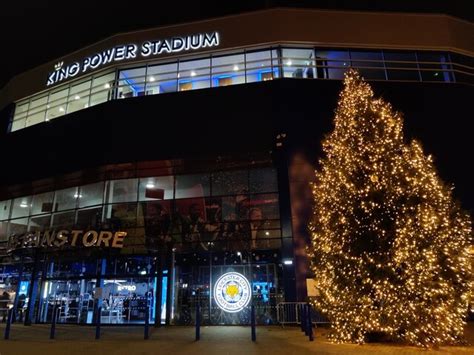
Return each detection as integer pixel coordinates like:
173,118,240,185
0,200,11,220
67,79,91,113
77,207,102,229
175,174,210,199
146,63,178,94
90,72,115,106
350,50,385,80
53,187,79,212
246,50,278,83
28,214,51,232
51,211,76,229
212,170,248,196
211,54,245,87
249,193,280,220
384,51,419,81
103,203,137,229
79,182,105,208
140,200,172,244
31,191,54,215
417,52,454,82
105,179,138,204
11,196,32,219
178,58,211,91
26,95,48,126
118,67,147,98
0,221,8,242
220,195,249,221
8,218,28,236
46,88,68,121
249,167,278,193
139,176,174,201
315,50,350,79
281,48,315,79
12,101,29,132
11,117,26,132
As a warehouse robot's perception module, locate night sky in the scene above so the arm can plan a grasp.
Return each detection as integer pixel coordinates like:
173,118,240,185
0,0,472,88
0,1,473,211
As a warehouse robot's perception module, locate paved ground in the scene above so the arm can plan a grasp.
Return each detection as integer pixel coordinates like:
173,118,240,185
1,323,474,355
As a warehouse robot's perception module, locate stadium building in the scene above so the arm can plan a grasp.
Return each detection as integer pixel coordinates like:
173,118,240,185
0,8,472,326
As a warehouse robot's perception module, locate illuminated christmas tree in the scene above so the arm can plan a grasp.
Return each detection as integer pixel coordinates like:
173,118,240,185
309,69,472,347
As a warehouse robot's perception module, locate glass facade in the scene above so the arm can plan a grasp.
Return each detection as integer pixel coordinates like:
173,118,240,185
0,167,281,252
10,47,472,133
0,160,288,326
38,257,158,325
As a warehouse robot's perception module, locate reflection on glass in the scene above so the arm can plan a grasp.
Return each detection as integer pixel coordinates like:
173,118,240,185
31,192,54,216
249,168,278,193
146,63,178,94
103,203,138,229
28,214,51,232
53,187,78,212
212,170,248,196
384,51,420,81
350,51,385,80
39,279,97,324
417,52,454,82
79,182,104,208
26,95,48,126
175,174,210,199
11,102,29,132
106,179,138,204
211,54,245,87
51,211,76,229
90,72,115,106
0,200,11,220
118,67,147,99
138,176,174,201
314,50,350,79
0,221,8,241
67,80,91,114
178,58,211,91
249,193,280,220
11,196,32,219
281,48,316,79
76,207,102,229
46,89,68,121
8,218,28,236
245,50,278,83
100,277,155,324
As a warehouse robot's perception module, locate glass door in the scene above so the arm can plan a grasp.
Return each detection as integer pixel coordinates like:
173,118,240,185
39,279,97,324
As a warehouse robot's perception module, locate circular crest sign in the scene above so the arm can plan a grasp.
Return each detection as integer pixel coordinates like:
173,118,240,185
214,272,252,313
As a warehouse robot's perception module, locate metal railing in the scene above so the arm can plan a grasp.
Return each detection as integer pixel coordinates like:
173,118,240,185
9,48,474,133
276,302,329,326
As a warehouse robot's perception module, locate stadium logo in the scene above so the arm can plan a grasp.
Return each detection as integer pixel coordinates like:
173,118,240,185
214,272,251,313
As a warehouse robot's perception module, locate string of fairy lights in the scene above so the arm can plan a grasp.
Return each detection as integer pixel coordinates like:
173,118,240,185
308,69,472,347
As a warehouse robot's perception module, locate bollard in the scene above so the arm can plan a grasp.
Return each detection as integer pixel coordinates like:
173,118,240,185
95,306,101,340
50,305,58,339
304,304,310,336
307,304,314,341
251,305,256,342
144,305,150,340
195,304,200,341
299,305,305,332
4,308,13,340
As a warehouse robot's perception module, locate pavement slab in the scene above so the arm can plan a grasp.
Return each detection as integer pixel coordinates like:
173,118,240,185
1,323,473,355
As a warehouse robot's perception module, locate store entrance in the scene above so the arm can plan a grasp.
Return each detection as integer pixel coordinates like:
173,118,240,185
38,275,167,325
39,279,97,324
171,250,284,325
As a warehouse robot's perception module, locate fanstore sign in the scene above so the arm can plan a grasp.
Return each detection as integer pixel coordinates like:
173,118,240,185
47,31,220,86
7,229,127,253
